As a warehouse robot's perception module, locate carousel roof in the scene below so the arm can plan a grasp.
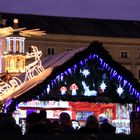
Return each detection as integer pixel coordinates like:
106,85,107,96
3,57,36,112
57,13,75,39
1,13,140,38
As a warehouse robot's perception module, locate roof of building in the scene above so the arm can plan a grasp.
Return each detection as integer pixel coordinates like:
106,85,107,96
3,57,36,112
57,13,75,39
1,13,140,38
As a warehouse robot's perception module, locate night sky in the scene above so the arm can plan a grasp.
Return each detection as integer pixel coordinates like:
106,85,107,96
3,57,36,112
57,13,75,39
0,0,140,21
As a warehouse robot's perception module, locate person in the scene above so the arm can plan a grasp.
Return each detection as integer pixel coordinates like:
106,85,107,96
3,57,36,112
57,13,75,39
0,115,22,135
78,115,99,135
98,113,116,134
59,112,75,134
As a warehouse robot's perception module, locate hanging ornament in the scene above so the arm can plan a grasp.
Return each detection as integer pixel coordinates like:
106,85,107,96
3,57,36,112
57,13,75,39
100,81,107,92
81,69,90,78
46,84,50,94
117,85,124,96
70,83,78,96
60,86,67,95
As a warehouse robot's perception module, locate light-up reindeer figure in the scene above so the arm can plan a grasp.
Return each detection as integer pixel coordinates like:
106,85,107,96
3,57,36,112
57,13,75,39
82,81,97,96
25,46,44,81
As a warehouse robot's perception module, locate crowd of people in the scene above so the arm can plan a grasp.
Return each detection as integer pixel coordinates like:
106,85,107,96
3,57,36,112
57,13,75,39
0,111,116,135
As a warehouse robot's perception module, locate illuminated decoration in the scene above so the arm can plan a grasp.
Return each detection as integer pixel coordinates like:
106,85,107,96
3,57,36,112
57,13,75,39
70,83,78,96
28,41,139,105
1,18,46,73
0,46,50,102
100,81,107,92
117,85,124,96
81,69,90,78
0,77,22,97
0,19,46,37
25,46,44,81
4,42,140,112
60,86,67,95
82,81,97,96
46,84,50,94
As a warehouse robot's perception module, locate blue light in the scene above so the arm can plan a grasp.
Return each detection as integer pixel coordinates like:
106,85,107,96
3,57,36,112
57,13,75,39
46,52,140,103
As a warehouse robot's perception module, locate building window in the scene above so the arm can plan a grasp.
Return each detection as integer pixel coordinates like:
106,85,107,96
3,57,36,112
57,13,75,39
66,48,73,51
48,48,54,55
138,51,140,59
120,51,128,58
138,70,140,79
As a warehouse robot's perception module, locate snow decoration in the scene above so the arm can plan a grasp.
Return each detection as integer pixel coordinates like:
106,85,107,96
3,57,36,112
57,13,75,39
81,69,90,78
70,83,78,96
100,81,107,92
60,86,67,95
117,85,124,96
82,81,97,96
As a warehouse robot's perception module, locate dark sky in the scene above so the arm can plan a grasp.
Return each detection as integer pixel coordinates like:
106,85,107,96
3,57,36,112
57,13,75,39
0,0,140,20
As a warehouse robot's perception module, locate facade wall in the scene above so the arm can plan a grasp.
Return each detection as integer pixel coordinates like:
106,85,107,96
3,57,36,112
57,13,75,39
1,34,140,81
24,34,140,81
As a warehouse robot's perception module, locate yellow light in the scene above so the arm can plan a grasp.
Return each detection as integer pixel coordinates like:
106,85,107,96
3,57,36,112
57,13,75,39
0,46,49,102
13,19,18,24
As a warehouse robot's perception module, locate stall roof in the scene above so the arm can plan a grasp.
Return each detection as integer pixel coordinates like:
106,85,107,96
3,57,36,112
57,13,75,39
6,41,140,112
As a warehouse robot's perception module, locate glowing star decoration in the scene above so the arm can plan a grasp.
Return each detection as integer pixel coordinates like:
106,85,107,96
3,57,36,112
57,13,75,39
60,86,67,95
117,85,124,96
100,81,107,92
25,46,44,81
70,83,78,96
81,69,90,78
82,81,97,96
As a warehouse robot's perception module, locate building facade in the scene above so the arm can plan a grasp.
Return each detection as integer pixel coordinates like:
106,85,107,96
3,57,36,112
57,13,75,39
24,34,140,82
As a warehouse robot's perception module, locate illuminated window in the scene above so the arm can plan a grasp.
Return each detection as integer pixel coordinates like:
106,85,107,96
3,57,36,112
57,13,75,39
120,50,128,58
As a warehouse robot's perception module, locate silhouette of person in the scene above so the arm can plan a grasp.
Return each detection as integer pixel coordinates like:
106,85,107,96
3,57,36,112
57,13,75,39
59,112,75,134
98,113,116,134
78,115,99,134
